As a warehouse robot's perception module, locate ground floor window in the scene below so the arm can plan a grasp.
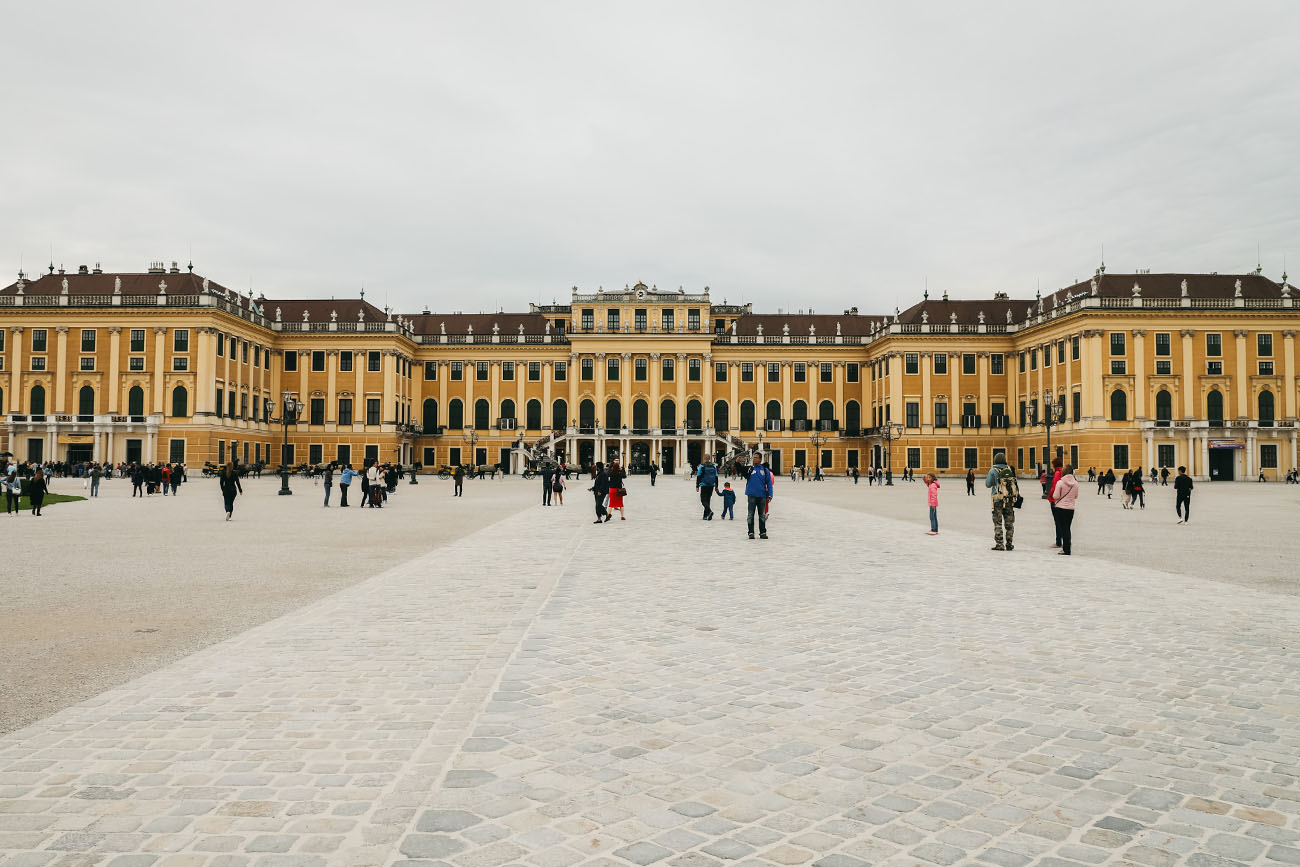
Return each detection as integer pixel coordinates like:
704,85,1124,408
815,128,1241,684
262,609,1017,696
935,447,949,469
218,441,226,464
282,443,294,465
1260,443,1278,469
449,446,462,465
1071,445,1079,469
243,442,250,465
309,444,323,465
907,447,921,469
847,449,859,469
1113,443,1129,469
794,448,806,468
423,447,436,465
1157,443,1175,468
255,443,262,464
168,439,185,464
964,447,978,469
365,444,379,464
820,449,832,469
1016,448,1024,469
337,444,351,466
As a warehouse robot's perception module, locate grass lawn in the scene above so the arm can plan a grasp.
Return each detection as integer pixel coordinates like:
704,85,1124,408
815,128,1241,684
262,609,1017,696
8,492,87,512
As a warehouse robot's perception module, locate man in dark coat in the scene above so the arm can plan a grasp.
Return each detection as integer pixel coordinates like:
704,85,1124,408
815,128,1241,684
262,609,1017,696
590,461,610,523
541,461,554,506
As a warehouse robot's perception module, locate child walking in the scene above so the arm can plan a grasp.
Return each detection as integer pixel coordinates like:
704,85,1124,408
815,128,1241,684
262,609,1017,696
720,482,736,520
924,473,940,535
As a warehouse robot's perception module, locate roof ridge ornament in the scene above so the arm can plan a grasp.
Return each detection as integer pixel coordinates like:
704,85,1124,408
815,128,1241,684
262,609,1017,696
1131,282,1141,297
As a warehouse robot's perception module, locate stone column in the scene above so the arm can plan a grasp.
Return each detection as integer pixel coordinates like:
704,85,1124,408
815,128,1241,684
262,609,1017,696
1283,330,1296,420
702,354,714,423
541,361,553,429
516,358,527,427
153,328,167,415
1234,330,1249,418
54,327,69,412
385,350,399,424
807,358,819,423
108,328,123,413
326,350,339,422
649,354,661,428
7,328,21,412
1180,330,1196,419
675,354,687,425
437,361,449,429
620,353,633,427
755,358,766,428
1132,330,1147,419
919,353,932,426
781,361,792,423
729,361,740,432
489,360,501,427
977,352,990,422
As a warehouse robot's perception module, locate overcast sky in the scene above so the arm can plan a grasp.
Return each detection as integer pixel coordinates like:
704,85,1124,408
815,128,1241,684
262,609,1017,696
5,2,1298,315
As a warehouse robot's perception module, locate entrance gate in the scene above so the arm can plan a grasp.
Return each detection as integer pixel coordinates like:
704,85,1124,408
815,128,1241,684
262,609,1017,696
1209,447,1236,481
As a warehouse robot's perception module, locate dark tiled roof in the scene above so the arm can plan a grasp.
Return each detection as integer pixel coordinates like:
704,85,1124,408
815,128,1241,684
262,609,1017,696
403,312,552,336
270,299,389,325
730,313,883,337
0,271,235,298
895,297,1031,327
1046,272,1285,305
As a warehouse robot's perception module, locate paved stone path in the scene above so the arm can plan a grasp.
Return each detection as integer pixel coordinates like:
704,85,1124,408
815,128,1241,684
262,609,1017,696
2,483,1299,867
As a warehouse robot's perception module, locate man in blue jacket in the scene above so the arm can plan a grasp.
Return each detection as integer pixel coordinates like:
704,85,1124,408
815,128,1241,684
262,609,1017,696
744,451,773,539
696,459,718,520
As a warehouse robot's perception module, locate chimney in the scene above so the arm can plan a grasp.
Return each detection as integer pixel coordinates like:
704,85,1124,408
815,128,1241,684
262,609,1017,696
92,263,102,274
78,265,89,274
148,261,165,274
169,261,180,274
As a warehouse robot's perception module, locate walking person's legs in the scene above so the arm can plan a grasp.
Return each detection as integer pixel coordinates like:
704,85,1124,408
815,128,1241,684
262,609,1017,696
1059,509,1073,554
1052,504,1061,546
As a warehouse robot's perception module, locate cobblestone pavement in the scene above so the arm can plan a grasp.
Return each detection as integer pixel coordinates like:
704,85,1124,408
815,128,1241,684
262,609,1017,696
2,483,1299,867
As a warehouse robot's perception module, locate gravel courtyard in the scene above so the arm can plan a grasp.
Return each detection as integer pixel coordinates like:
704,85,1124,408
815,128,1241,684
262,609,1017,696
1,475,1297,867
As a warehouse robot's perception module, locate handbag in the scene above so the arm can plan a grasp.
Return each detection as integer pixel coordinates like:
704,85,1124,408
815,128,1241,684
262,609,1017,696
618,487,627,497
1014,495,1024,509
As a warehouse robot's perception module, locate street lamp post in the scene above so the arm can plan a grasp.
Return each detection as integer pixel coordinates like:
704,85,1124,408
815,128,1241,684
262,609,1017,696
808,426,825,479
882,422,904,485
463,428,480,475
1035,399,1066,497
271,390,300,496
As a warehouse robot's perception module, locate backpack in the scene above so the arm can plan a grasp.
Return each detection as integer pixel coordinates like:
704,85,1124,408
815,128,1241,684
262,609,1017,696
992,466,1020,508
699,464,717,486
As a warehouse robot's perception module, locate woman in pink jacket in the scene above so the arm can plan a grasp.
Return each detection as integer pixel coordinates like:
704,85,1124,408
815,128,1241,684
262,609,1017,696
924,473,940,535
1051,464,1079,555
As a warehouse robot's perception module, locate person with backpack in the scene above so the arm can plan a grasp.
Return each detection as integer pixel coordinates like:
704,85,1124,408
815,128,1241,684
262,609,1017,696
696,458,718,520
984,451,1020,551
743,451,773,539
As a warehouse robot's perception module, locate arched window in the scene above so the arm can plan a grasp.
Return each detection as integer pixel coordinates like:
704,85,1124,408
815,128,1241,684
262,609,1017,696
474,398,490,430
1207,389,1224,423
686,399,702,430
740,400,756,431
79,385,96,417
660,399,676,430
1259,389,1275,425
551,398,568,430
1110,389,1127,422
30,384,46,416
579,399,596,428
500,398,516,424
127,385,144,417
605,398,621,429
818,400,834,422
846,400,861,433
766,399,782,421
632,399,649,431
713,400,729,430
170,385,188,418
448,398,464,429
792,400,808,421
1154,390,1172,424
422,398,439,432
526,399,542,430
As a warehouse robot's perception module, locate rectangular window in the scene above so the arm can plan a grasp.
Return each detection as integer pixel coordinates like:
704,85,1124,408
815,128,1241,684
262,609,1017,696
1158,443,1175,468
820,449,832,469
218,441,225,464
1261,444,1278,469
310,398,324,425
311,350,325,372
962,354,976,375
933,353,947,375
964,447,978,469
254,346,261,367
425,361,438,380
715,361,727,382
554,361,567,381
1206,333,1222,357
1207,360,1223,375
635,358,648,381
366,398,380,425
607,309,620,331
502,361,514,381
907,447,921,469
1030,348,1038,370
340,352,353,372
129,329,145,353
768,362,780,382
284,350,297,372
338,398,353,425
634,309,647,330
451,361,463,380
661,357,674,381
448,446,461,466
80,329,96,352
991,354,1004,376
1018,352,1026,373
1110,360,1127,375
79,356,95,371
820,362,833,382
1113,444,1129,469
1044,343,1052,368
31,356,46,370
1071,337,1080,361
1072,391,1082,423
1156,360,1172,375
368,351,381,372
130,358,146,372
1110,332,1125,355
173,329,189,352
228,391,236,418
1057,341,1065,365
581,308,594,330
934,402,948,428
1258,333,1273,357
846,362,859,383
581,358,594,381
905,402,920,428
794,362,806,382
607,357,619,381
529,361,541,381
241,341,248,363
935,447,950,470
1155,332,1171,356
172,357,189,371
308,444,323,466
661,309,674,331
240,394,248,419
476,361,488,381
741,362,754,382
904,353,918,375
688,309,700,330
688,358,701,381
1259,361,1274,375
31,329,47,352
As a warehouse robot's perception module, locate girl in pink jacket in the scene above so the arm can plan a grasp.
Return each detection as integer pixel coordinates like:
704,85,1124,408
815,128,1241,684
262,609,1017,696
924,473,940,535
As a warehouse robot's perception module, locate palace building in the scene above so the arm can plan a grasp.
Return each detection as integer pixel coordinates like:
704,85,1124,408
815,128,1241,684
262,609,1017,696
1,261,1297,480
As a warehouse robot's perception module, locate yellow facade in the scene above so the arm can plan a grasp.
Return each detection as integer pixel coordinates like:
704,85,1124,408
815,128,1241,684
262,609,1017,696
2,268,1297,479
